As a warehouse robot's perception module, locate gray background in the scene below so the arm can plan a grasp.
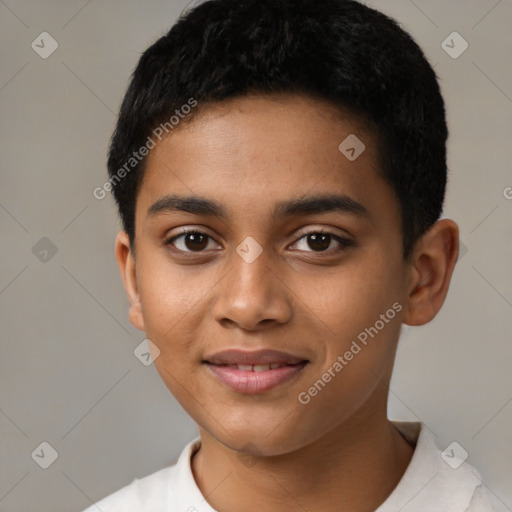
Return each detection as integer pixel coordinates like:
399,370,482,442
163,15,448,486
0,0,511,510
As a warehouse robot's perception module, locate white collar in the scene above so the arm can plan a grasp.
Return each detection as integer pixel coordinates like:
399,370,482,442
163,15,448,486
168,421,484,512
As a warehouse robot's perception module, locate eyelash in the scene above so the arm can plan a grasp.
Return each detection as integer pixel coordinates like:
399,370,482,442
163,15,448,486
164,228,354,255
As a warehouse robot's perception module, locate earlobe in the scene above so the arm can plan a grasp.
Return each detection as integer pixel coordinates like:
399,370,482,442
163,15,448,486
115,231,145,331
402,219,459,326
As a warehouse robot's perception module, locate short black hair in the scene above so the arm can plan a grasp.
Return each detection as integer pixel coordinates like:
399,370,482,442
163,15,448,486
107,0,448,258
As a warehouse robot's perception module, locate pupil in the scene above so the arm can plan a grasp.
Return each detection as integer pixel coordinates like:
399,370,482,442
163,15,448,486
185,233,208,251
308,233,330,251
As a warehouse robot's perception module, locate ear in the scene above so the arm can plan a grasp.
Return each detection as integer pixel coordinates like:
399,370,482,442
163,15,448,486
115,231,145,331
402,219,459,326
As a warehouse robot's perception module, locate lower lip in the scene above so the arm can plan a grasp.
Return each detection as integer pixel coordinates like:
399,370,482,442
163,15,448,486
205,362,308,394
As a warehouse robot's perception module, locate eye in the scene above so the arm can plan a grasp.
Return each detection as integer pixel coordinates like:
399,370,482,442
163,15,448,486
165,230,220,252
164,229,353,255
291,231,354,253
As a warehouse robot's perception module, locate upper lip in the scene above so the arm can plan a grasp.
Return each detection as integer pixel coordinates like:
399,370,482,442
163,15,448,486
204,349,308,366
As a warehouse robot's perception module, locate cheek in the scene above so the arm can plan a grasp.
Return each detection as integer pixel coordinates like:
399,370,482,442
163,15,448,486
134,270,197,387
294,258,402,339
136,251,206,333
296,255,404,395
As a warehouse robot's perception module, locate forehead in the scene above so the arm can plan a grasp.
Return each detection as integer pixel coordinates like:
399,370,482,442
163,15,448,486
136,94,395,223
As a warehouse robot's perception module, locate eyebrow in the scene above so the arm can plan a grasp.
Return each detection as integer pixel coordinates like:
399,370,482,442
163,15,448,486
147,193,369,220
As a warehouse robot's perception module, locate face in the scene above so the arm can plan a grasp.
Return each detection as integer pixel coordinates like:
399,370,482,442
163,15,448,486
119,94,413,455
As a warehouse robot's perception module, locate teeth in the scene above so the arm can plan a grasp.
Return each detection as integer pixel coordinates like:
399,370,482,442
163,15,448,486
253,364,271,372
235,364,277,371
233,363,287,371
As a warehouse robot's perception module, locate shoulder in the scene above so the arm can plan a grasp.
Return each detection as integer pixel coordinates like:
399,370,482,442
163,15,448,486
81,438,201,512
81,465,177,512
379,422,505,512
467,484,511,512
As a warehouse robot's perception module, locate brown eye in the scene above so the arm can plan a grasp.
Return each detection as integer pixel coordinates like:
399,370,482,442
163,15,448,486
166,231,217,252
307,233,331,251
291,231,354,254
183,232,208,251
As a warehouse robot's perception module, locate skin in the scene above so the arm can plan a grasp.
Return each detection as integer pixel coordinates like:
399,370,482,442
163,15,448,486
115,94,459,512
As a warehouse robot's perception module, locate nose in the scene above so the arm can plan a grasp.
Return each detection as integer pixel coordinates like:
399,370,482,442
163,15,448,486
212,249,294,331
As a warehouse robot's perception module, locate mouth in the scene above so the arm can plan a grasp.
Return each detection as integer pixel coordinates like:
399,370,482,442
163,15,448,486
203,349,309,394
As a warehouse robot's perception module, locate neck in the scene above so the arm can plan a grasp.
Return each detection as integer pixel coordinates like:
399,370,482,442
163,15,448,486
191,401,414,512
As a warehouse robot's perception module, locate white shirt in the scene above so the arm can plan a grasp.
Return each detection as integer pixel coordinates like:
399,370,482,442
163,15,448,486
82,421,507,511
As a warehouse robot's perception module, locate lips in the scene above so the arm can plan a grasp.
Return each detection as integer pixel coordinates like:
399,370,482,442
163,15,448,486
203,349,309,394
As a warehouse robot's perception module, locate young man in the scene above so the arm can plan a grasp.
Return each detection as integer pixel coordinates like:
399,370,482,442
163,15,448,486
84,0,503,510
